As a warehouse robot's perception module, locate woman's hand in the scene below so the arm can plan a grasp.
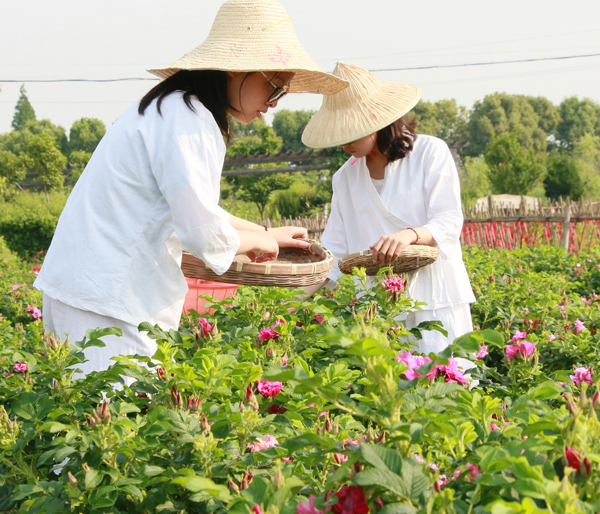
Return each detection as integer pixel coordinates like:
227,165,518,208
237,231,279,262
269,226,310,249
370,229,417,265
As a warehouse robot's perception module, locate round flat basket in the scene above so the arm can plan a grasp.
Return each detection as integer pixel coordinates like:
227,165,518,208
181,240,334,287
338,245,438,276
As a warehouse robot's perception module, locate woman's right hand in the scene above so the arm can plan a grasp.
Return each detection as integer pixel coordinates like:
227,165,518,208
237,230,279,262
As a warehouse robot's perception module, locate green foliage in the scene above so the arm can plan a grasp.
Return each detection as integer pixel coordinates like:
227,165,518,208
543,153,584,201
67,150,92,186
0,208,57,259
24,119,69,156
410,99,468,141
69,117,106,154
0,150,26,184
556,97,600,150
459,156,492,205
484,130,546,195
465,93,558,157
272,109,314,152
11,84,36,131
22,133,67,198
572,134,600,198
271,174,330,218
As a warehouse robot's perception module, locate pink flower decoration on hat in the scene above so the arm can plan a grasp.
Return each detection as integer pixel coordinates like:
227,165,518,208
269,45,292,66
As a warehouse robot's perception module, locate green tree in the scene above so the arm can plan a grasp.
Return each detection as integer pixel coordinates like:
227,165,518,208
465,93,557,157
410,99,468,141
543,153,583,200
22,133,67,201
572,134,600,198
556,97,600,150
11,85,36,131
67,150,92,186
69,117,106,154
225,118,291,218
459,157,492,205
25,119,69,155
272,109,314,152
484,130,546,195
0,150,26,184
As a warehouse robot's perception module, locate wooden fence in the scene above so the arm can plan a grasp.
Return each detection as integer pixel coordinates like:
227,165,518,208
255,199,600,252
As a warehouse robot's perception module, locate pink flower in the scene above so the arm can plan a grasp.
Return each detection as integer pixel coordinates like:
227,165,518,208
297,495,327,514
570,367,593,386
11,284,18,291
197,318,212,337
25,305,42,319
467,463,482,480
511,330,527,341
491,423,501,430
253,506,263,514
505,341,537,362
256,380,283,397
581,297,591,306
396,352,433,380
574,319,586,335
382,276,405,300
557,381,569,386
259,327,280,340
319,411,330,417
427,358,469,385
32,267,41,277
475,346,488,360
565,447,592,477
273,319,286,328
314,315,324,324
548,334,557,343
247,434,279,452
332,485,369,514
13,362,27,373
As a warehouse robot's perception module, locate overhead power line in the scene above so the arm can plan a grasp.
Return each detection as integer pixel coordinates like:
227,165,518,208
1,52,599,83
371,53,600,72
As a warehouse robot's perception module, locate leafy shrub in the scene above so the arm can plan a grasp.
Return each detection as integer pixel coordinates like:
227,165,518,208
0,208,57,259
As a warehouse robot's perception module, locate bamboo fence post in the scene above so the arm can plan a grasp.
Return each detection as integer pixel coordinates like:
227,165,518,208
562,199,571,251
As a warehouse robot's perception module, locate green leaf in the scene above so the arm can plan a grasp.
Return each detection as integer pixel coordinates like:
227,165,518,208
527,381,563,400
284,434,335,452
360,443,403,475
85,469,103,489
379,503,418,514
143,465,165,477
354,467,409,498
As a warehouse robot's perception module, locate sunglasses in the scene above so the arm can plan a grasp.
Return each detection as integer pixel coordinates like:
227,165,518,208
260,72,289,103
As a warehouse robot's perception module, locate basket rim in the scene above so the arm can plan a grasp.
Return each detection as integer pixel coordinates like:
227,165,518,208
339,244,437,264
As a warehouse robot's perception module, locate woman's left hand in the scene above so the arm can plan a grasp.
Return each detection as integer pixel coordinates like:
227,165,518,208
269,226,310,249
370,229,416,265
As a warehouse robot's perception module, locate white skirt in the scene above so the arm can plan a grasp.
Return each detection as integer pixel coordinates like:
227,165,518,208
42,293,181,383
402,303,474,355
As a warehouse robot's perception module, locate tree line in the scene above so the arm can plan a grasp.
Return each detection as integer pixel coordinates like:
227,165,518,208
0,85,599,215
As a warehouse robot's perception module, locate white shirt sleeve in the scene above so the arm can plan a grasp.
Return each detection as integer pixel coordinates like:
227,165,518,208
421,140,464,259
150,101,240,275
321,181,349,283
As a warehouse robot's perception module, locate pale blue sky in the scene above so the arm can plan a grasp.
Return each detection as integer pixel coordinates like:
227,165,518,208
1,0,599,135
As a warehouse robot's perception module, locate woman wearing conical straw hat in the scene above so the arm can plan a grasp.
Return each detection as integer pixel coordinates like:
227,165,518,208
34,0,348,382
302,63,476,356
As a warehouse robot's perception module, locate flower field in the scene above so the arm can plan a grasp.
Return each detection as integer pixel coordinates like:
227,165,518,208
2,246,600,513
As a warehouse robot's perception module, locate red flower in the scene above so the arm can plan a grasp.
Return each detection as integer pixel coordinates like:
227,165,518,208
565,447,592,477
332,485,369,514
268,404,287,414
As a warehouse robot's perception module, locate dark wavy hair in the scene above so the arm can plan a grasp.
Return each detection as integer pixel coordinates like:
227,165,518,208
138,70,232,141
376,116,418,162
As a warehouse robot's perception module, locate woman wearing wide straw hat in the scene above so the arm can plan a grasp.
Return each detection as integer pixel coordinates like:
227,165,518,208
34,0,347,381
302,63,475,355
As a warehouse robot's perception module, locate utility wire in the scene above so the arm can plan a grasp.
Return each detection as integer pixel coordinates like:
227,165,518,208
371,53,600,72
1,52,599,82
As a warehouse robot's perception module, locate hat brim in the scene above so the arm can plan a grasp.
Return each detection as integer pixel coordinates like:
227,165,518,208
302,81,421,148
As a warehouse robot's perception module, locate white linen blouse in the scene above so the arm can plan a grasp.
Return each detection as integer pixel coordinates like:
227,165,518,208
321,134,475,311
34,92,240,326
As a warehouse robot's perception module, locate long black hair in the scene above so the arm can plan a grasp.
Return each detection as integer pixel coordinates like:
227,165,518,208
376,116,418,162
138,70,233,141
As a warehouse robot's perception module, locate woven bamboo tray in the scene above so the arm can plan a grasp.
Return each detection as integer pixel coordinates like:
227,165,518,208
338,245,438,276
181,241,334,287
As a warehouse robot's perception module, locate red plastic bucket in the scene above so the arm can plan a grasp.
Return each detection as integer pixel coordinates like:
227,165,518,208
183,277,239,315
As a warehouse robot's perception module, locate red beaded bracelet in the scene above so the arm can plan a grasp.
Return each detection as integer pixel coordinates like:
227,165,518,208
264,225,268,231
407,227,419,244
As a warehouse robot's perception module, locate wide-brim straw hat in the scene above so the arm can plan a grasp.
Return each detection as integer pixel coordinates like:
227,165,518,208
147,0,348,96
302,62,421,148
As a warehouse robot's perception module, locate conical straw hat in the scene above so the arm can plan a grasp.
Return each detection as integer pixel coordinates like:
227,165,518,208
147,0,348,96
302,62,421,148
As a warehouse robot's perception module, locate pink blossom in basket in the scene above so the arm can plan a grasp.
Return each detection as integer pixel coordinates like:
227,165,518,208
396,352,433,380
247,434,279,452
570,367,593,386
256,380,283,397
505,341,537,362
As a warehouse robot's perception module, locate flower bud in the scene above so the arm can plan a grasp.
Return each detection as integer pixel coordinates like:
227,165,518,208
83,463,90,473
324,418,331,433
68,472,77,484
100,401,109,418
200,416,211,434
239,401,246,412
228,480,240,494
